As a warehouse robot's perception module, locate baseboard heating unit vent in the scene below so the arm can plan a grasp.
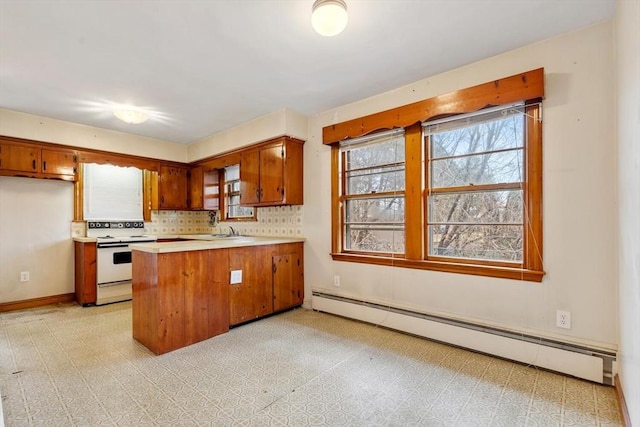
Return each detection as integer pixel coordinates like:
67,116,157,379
312,291,616,385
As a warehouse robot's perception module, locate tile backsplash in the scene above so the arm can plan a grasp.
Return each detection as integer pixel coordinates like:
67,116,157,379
147,206,304,237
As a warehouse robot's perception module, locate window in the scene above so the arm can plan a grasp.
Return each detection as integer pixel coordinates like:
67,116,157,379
327,69,544,281
340,130,405,254
425,105,525,265
223,164,255,220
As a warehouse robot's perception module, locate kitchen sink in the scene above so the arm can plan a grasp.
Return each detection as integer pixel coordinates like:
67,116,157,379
182,234,248,240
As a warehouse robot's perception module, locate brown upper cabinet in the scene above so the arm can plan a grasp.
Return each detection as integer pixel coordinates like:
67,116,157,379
0,138,78,182
240,136,304,207
188,165,204,210
188,165,220,211
158,164,189,210
2,134,305,213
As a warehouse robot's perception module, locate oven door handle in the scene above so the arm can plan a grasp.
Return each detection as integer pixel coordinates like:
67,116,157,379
97,243,129,249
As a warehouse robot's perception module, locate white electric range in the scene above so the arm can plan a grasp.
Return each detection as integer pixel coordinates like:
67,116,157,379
86,221,156,305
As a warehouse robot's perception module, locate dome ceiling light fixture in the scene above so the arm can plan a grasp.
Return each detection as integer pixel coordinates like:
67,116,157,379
113,105,149,124
311,0,348,37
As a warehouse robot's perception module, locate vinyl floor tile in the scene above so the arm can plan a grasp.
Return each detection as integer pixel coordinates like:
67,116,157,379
0,302,623,426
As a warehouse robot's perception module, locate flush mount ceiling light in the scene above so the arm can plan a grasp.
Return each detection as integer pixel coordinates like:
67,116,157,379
113,106,149,124
311,0,348,37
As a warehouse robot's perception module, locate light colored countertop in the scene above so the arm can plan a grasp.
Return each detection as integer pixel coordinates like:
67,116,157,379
130,236,305,253
72,236,98,242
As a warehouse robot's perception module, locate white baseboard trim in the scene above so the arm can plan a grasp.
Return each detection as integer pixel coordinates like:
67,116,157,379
312,291,615,385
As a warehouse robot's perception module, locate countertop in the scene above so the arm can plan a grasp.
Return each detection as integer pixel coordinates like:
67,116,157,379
129,236,305,253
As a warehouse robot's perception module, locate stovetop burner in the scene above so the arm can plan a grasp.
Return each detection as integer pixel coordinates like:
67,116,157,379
87,221,154,242
88,221,145,229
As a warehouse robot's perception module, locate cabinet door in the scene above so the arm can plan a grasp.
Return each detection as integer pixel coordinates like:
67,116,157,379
239,150,260,205
188,166,204,210
158,165,188,209
229,246,272,325
42,149,77,177
259,144,285,204
273,244,304,312
0,143,40,172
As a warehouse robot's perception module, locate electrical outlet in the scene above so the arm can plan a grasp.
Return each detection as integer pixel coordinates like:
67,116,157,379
20,271,30,282
230,270,242,284
556,310,571,329
333,275,341,287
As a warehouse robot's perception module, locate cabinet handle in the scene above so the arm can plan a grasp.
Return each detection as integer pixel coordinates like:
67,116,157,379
161,195,165,206
43,161,47,171
32,159,36,170
272,263,277,274
256,188,260,200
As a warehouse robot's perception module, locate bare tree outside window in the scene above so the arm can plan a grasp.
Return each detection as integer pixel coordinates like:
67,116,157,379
426,107,525,262
341,131,405,253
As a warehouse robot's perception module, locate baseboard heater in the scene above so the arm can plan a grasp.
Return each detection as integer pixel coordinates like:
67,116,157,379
312,290,616,385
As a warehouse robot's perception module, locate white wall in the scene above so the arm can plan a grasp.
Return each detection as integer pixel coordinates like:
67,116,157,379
305,22,618,352
187,108,308,162
0,176,74,302
615,0,640,424
0,108,186,162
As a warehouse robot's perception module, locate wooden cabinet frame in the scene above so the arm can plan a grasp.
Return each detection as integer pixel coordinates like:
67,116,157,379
2,134,304,221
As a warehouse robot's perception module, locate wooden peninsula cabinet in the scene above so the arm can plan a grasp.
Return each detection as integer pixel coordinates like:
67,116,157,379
240,136,303,207
131,237,304,355
229,243,303,325
132,248,230,355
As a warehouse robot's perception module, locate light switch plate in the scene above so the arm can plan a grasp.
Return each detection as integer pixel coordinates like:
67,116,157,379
230,270,242,284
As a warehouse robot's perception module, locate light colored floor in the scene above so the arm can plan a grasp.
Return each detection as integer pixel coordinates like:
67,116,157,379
0,302,622,427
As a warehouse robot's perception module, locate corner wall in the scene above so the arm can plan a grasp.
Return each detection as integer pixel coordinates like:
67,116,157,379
305,21,618,360
615,0,640,423
0,176,74,302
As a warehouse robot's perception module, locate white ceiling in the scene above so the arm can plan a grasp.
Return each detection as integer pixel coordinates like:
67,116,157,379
0,0,614,144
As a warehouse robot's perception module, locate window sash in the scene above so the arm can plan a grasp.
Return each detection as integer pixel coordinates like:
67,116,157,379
340,130,406,254
423,104,529,265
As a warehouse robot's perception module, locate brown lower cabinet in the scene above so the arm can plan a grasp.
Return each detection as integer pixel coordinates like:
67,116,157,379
132,242,304,355
229,243,304,326
74,241,96,306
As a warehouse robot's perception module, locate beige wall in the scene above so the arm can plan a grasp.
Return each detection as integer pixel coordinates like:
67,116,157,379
305,21,618,351
0,176,74,302
615,0,640,424
187,108,308,162
0,108,186,162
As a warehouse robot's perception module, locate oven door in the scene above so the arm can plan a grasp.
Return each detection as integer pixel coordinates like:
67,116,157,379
97,242,133,285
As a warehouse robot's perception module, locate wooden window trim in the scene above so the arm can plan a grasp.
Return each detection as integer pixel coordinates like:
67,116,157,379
322,68,544,144
330,253,544,282
327,69,545,282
